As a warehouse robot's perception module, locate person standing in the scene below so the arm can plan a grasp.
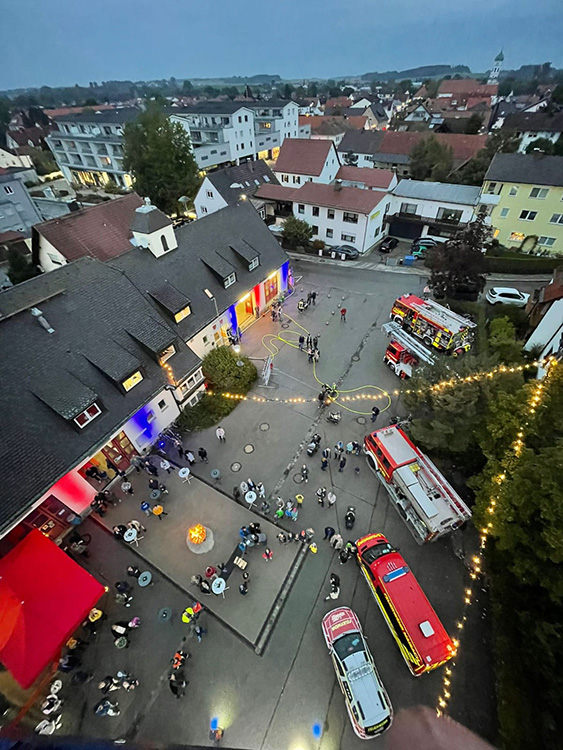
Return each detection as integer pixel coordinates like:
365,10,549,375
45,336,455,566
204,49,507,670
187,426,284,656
169,671,187,698
322,447,331,460
371,405,380,423
239,582,248,596
327,490,337,508
198,447,208,463
192,623,207,643
144,460,159,477
323,526,335,540
339,548,350,565
321,457,328,471
121,480,134,495
324,573,341,601
216,426,226,442
311,291,317,305
160,459,174,474
130,455,143,474
340,307,347,322
106,459,125,478
186,450,195,465
306,334,312,349
312,336,318,350
140,501,151,517
316,487,327,507
262,548,273,562
339,457,347,473
307,347,314,363
298,335,305,351
152,504,168,520
233,486,241,502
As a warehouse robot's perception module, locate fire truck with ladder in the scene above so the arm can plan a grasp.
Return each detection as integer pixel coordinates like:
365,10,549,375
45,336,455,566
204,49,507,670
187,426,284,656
382,321,436,379
364,425,471,544
390,294,476,355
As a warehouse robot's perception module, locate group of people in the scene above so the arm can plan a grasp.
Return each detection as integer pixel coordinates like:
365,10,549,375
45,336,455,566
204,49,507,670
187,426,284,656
270,301,284,322
298,333,321,364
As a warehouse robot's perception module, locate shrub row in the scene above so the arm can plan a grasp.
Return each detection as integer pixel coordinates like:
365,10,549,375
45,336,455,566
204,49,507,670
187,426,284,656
485,255,562,275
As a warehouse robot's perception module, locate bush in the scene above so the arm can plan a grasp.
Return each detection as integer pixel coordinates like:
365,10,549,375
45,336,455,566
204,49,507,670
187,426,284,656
177,395,237,431
312,239,325,250
485,256,562,275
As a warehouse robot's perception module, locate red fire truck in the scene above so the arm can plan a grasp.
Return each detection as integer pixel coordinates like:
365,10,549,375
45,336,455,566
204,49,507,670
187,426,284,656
382,321,436,379
364,426,471,544
390,294,476,354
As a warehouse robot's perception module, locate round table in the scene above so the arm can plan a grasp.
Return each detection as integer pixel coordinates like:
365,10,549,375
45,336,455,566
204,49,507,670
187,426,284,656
211,577,227,596
149,489,161,501
121,482,132,493
178,467,191,482
210,468,221,481
138,571,152,587
245,491,257,506
123,528,137,544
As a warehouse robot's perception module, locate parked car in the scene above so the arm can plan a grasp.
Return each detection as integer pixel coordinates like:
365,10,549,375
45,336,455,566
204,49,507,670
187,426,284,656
485,287,530,307
322,607,393,739
378,237,399,253
411,237,442,258
329,244,360,260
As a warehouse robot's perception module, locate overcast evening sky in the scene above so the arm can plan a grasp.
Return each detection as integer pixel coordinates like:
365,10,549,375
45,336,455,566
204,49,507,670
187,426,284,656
2,0,562,90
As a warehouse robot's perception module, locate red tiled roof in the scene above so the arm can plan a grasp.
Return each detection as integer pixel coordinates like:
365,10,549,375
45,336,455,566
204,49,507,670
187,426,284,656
254,184,296,202
379,132,488,162
335,165,395,189
35,193,144,262
438,79,497,97
298,115,367,134
325,97,352,108
274,138,336,176
0,230,26,244
290,182,385,214
6,127,50,147
44,105,116,118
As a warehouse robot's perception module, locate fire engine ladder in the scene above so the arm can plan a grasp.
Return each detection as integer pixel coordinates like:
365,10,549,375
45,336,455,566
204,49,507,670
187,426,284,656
382,322,436,366
408,299,477,333
419,455,471,521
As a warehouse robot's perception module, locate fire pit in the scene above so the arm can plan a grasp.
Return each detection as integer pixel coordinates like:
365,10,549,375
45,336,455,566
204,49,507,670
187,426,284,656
186,524,214,554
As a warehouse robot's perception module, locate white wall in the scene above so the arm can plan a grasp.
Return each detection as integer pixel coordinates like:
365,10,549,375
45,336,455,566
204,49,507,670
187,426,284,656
121,389,180,453
388,194,477,225
517,130,561,153
187,311,234,360
525,299,563,352
195,176,228,218
226,109,256,162
0,148,33,169
38,235,68,272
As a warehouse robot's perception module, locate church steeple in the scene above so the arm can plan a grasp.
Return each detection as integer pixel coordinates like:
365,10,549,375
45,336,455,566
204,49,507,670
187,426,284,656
488,50,504,85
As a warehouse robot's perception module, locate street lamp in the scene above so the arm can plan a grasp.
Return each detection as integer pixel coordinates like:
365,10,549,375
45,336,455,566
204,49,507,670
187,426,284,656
204,288,219,318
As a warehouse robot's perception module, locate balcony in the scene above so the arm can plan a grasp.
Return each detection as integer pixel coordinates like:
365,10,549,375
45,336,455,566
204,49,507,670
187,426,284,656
479,192,501,206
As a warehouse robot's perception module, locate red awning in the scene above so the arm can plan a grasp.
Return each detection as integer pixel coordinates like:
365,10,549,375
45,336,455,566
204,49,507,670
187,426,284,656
0,529,104,688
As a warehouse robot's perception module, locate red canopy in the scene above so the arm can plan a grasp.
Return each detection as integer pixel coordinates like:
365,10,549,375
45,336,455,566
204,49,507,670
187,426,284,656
0,529,104,688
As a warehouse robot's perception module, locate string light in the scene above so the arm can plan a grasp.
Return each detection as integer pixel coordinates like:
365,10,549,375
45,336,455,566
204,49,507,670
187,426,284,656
159,359,176,387
435,357,558,718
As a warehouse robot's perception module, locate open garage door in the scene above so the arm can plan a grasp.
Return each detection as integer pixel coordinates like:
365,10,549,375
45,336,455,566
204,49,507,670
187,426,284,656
388,219,423,240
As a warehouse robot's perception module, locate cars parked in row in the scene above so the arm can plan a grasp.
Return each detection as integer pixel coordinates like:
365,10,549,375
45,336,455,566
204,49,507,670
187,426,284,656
306,244,359,260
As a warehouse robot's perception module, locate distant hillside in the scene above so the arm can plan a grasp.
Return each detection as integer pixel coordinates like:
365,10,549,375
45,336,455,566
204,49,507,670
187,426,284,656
191,74,281,85
361,65,472,82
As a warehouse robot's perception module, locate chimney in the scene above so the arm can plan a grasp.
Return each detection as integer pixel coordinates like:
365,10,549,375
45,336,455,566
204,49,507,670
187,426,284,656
334,179,343,191
31,307,55,334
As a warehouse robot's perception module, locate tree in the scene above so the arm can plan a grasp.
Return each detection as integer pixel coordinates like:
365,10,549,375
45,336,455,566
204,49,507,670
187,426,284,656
552,84,563,105
282,83,293,100
424,78,440,98
123,104,200,215
0,97,11,138
7,248,40,285
182,80,195,95
426,216,487,298
28,147,57,176
396,79,413,94
458,130,521,186
282,216,314,247
307,82,318,97
525,137,555,155
342,150,358,166
488,317,524,363
409,135,453,181
464,113,483,134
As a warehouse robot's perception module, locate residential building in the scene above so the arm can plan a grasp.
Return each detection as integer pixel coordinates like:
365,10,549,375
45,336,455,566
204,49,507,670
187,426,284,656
273,139,340,185
501,112,563,153
32,193,144,272
524,270,563,376
256,181,391,254
386,180,482,240
0,168,43,237
5,126,51,153
299,115,368,146
0,147,34,171
483,153,563,254
296,97,323,116
194,159,278,219
335,165,397,192
46,108,139,189
337,130,386,168
324,104,388,130
436,79,498,110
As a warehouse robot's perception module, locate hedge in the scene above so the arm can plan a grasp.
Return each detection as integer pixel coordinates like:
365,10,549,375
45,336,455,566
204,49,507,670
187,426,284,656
484,255,562,275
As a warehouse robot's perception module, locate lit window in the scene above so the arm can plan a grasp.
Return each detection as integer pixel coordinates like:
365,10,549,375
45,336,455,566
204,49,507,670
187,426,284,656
529,187,549,199
519,210,537,221
74,403,101,429
224,272,236,288
122,370,144,392
146,410,156,423
174,305,191,323
159,344,176,363
537,236,556,247
509,232,526,242
249,257,259,271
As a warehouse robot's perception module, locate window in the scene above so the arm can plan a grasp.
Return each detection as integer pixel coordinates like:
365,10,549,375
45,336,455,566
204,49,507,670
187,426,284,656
312,225,319,234
327,209,335,220
206,190,213,198
161,234,169,252
248,257,259,271
3,185,14,195
224,272,236,288
158,398,168,411
436,207,463,223
241,143,245,149
485,182,501,195
103,126,112,136
298,204,305,214
292,175,301,184
326,228,333,238
550,213,563,224
174,305,192,323
343,212,358,224
509,186,518,196
538,236,556,247
499,207,510,218
400,202,418,215
529,187,549,199
312,206,319,217
238,116,242,123
519,210,537,221
510,232,526,242
146,410,156,424
159,344,176,363
74,403,101,429
244,115,248,122
122,370,144,392
341,233,356,242
281,175,289,183
200,206,208,214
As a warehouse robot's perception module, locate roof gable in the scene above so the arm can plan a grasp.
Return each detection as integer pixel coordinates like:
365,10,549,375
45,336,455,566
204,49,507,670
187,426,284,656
205,159,279,204
274,138,335,176
485,153,563,187
291,182,385,213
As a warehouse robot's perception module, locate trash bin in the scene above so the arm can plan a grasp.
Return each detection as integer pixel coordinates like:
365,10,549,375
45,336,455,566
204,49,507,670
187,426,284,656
403,255,416,266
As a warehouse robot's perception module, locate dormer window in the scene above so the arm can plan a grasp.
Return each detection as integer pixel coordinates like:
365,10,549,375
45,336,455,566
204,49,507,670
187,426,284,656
224,272,236,289
122,370,144,392
174,305,191,323
248,257,259,271
159,344,176,363
74,403,102,429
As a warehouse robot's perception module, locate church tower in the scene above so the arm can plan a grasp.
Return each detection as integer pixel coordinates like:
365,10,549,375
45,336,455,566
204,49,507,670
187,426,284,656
488,50,504,85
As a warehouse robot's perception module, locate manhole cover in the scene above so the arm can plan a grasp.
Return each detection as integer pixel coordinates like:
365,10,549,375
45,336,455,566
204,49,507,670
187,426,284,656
231,462,241,472
352,355,360,361
282,323,290,329
356,417,366,425
244,444,255,454
260,423,270,431
293,473,304,484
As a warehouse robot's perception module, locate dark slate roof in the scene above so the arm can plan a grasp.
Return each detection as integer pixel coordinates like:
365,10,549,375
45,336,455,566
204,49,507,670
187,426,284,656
51,107,141,124
168,102,252,115
126,317,177,354
244,100,298,110
0,257,201,533
337,130,385,156
502,111,563,133
205,160,279,205
149,282,191,315
112,202,289,340
130,203,172,234
485,153,563,187
86,341,142,382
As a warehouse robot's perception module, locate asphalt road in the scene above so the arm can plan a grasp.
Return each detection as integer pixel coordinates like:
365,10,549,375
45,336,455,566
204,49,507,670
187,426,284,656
65,263,497,750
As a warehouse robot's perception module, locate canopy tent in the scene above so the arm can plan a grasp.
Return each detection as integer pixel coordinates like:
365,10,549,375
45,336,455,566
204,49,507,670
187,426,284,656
0,529,104,688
